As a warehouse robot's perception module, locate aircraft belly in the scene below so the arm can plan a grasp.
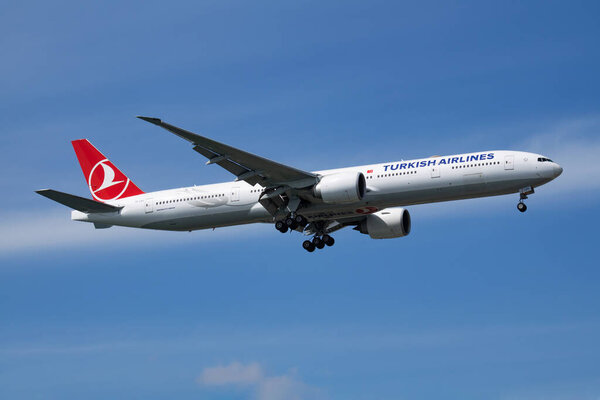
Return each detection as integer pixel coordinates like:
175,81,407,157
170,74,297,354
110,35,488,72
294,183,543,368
140,203,270,231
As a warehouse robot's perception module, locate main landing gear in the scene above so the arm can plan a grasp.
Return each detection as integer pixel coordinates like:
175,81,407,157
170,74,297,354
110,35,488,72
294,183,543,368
302,235,335,253
517,186,534,213
275,215,335,252
275,214,308,233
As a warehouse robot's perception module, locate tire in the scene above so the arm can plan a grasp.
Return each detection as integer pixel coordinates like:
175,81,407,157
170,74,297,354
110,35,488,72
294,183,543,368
313,237,325,249
323,235,335,247
302,240,315,252
295,215,307,227
275,220,288,232
517,203,527,213
285,217,298,230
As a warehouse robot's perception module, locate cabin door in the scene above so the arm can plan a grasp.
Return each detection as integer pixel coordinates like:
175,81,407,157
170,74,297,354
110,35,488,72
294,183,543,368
145,199,154,214
230,187,240,202
504,155,514,170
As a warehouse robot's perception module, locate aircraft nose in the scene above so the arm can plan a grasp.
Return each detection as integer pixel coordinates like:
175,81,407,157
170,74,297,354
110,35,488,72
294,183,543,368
554,163,563,177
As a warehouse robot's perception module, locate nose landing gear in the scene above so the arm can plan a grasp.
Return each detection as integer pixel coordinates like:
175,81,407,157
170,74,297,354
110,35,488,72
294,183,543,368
517,186,534,213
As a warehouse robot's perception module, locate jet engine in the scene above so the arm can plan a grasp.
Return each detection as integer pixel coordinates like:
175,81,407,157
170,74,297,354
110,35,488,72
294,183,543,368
314,171,366,204
357,208,411,239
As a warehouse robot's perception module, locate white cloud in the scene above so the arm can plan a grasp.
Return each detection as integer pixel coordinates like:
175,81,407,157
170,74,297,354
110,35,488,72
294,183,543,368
198,361,263,386
257,374,309,400
197,362,323,400
520,115,600,194
0,210,268,258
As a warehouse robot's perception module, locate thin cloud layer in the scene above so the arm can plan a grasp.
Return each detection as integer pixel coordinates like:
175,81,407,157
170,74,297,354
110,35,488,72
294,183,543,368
521,115,600,193
0,210,267,257
197,362,322,400
198,361,263,386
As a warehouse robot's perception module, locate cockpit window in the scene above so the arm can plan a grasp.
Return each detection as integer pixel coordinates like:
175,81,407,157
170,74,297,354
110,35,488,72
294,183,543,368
537,157,553,162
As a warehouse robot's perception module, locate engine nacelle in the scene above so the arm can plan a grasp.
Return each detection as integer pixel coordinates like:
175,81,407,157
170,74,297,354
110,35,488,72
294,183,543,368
357,208,411,239
314,171,366,204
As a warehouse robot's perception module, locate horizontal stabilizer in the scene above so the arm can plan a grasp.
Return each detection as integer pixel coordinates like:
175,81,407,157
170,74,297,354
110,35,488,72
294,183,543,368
36,189,122,213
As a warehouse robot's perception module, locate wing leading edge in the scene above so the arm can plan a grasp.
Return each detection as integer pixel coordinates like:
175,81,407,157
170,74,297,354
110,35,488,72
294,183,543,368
137,116,317,188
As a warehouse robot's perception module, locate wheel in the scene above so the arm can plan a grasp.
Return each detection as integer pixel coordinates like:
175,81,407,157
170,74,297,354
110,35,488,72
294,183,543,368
294,215,308,227
313,237,325,249
285,217,298,230
517,202,527,213
322,235,335,247
275,220,288,232
302,240,315,252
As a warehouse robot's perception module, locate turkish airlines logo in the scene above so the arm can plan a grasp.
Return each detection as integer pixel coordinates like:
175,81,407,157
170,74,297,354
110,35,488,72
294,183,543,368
88,159,130,201
356,206,378,214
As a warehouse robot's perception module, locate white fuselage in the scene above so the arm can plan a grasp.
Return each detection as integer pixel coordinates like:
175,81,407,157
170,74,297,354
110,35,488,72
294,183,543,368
72,150,563,231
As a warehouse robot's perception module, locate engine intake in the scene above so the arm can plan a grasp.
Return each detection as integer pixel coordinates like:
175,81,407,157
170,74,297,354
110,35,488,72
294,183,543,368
314,171,366,204
357,208,411,239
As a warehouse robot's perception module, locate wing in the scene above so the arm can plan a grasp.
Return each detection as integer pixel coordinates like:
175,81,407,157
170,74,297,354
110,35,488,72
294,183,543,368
36,189,122,213
137,117,317,188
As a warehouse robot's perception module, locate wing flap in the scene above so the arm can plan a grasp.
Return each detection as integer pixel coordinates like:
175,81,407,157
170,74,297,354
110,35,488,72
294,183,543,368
36,189,122,213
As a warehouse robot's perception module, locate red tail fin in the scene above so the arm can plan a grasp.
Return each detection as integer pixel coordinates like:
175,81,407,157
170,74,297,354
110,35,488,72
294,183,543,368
71,139,144,202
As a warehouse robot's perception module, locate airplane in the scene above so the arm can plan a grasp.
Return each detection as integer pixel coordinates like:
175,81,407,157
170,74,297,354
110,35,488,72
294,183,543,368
36,117,563,252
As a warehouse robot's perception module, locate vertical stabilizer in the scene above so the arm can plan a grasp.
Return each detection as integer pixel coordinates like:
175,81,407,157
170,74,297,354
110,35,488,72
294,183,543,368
71,139,144,202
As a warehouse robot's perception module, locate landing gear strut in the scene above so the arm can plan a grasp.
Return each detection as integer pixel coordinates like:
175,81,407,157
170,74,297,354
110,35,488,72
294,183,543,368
517,186,534,213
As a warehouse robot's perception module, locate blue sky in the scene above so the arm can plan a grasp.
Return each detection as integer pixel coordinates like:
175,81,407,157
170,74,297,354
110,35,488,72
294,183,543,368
1,1,600,399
